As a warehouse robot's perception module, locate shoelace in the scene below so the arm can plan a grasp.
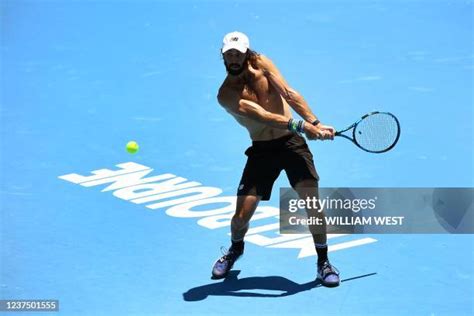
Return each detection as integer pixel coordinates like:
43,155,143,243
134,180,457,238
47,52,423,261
219,246,239,262
320,261,339,276
220,246,228,256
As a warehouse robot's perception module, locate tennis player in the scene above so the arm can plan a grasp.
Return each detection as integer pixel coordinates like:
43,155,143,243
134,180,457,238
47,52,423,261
212,31,340,287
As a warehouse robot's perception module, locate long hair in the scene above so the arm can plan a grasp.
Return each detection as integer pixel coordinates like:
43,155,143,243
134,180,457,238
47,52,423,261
246,49,260,67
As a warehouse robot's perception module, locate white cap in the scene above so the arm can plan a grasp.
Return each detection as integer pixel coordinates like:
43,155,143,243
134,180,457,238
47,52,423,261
221,31,250,53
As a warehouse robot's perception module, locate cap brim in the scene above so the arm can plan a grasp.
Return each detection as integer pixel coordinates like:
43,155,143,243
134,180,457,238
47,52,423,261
222,43,248,53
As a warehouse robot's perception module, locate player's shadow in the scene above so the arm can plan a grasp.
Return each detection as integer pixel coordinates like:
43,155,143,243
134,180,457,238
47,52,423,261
183,271,376,301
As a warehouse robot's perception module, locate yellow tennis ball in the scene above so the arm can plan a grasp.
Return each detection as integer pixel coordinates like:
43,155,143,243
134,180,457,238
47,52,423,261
126,141,139,154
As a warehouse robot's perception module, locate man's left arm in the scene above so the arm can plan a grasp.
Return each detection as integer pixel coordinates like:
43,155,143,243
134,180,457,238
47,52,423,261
259,55,320,125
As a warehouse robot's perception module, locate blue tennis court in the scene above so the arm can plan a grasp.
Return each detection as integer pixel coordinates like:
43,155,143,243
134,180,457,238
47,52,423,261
1,0,473,315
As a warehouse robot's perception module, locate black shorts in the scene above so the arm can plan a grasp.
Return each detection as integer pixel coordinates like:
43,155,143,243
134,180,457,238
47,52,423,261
237,133,319,201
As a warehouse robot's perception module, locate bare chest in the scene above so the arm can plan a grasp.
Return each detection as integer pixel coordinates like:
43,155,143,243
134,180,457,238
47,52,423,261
240,73,281,107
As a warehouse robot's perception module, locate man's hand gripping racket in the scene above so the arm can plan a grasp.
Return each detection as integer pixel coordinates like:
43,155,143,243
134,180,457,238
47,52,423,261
307,111,401,153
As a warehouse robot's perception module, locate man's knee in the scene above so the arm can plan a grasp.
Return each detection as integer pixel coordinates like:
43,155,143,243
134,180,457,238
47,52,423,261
294,180,319,206
234,195,260,223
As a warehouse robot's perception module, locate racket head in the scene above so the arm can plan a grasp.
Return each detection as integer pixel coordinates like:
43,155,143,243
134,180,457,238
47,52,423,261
351,111,401,153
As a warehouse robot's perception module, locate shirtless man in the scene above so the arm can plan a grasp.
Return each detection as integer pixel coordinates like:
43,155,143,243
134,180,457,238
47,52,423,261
212,31,340,287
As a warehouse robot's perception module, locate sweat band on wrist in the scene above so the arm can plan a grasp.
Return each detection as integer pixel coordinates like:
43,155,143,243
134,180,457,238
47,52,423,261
312,119,320,126
297,120,305,133
288,119,305,134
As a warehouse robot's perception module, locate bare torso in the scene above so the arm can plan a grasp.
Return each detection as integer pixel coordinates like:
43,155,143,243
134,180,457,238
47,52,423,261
219,57,292,141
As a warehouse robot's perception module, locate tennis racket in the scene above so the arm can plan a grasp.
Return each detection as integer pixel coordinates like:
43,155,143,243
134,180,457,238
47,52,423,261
335,111,400,153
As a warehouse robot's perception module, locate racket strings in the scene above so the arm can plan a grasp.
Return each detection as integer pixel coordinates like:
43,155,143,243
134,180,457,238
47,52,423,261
354,113,399,152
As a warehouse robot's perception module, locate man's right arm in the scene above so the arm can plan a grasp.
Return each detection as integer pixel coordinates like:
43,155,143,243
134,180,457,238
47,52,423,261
217,88,290,130
217,88,330,140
